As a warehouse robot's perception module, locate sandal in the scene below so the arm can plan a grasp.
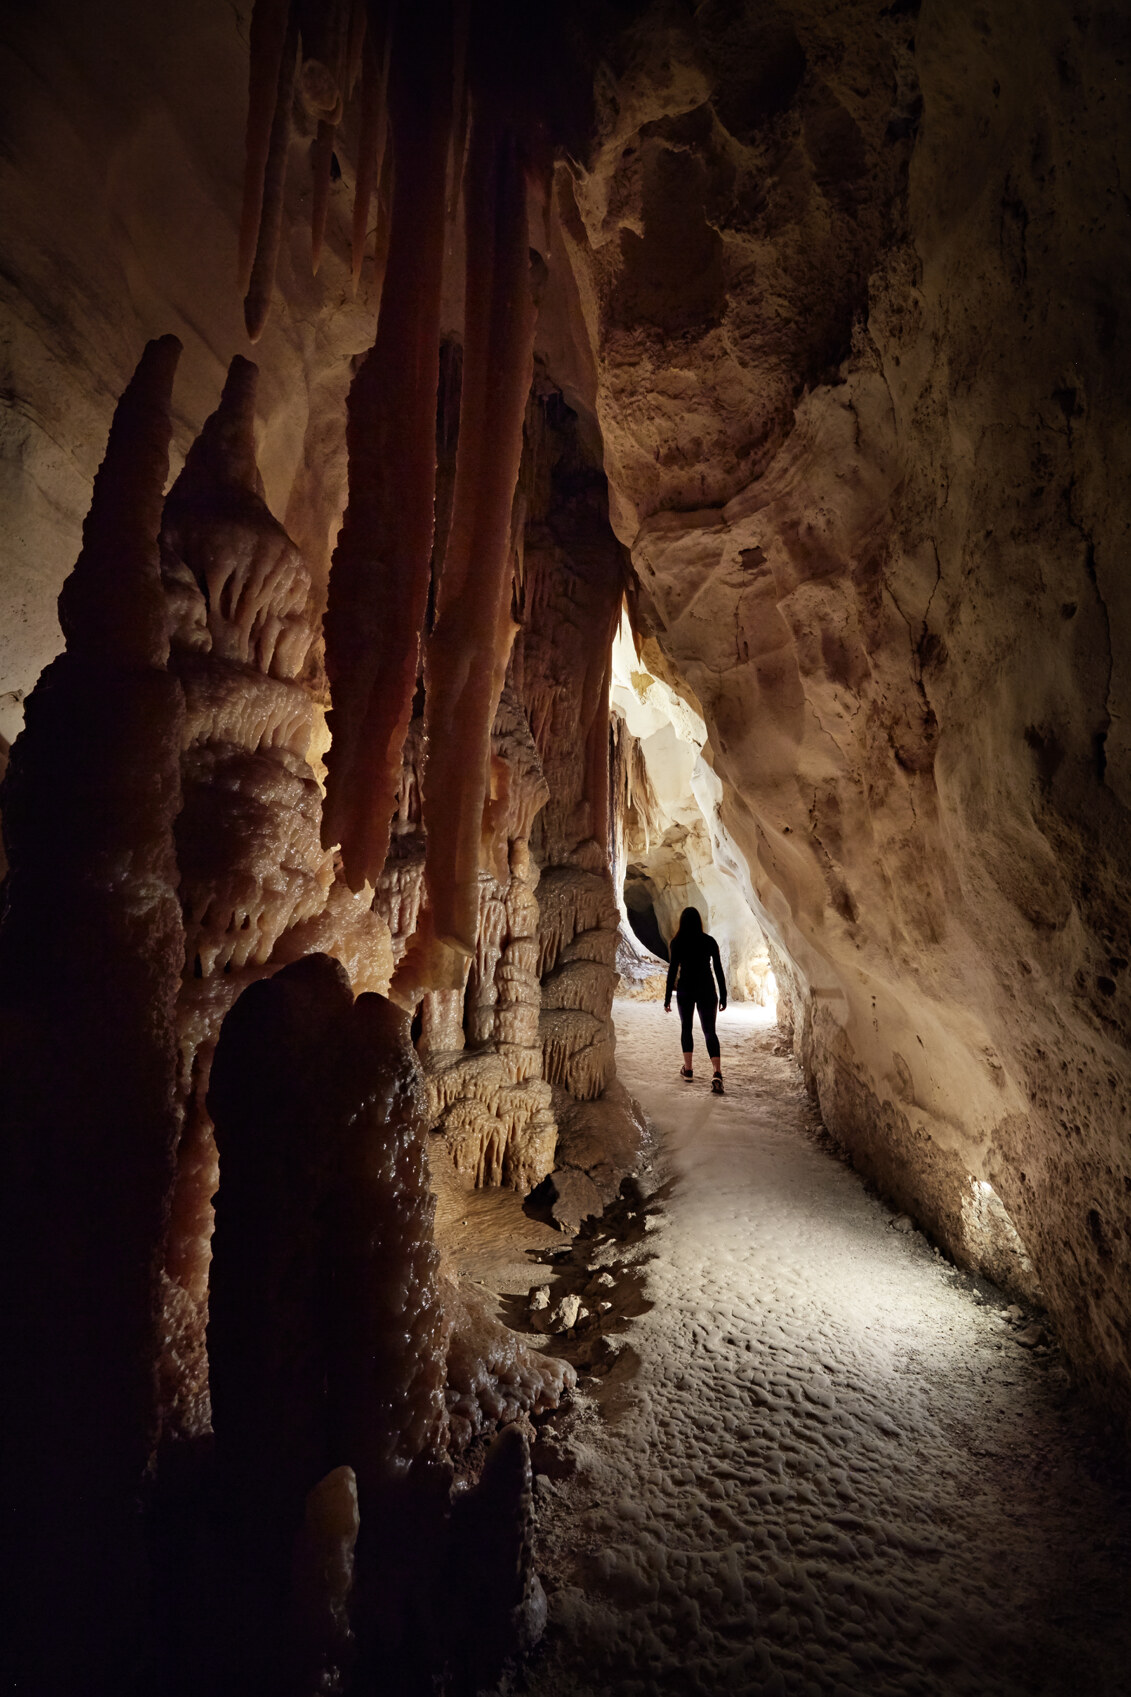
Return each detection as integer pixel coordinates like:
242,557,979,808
711,1074,724,1095
680,1065,694,1082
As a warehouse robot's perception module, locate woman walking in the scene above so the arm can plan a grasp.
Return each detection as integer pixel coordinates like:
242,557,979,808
664,906,728,1093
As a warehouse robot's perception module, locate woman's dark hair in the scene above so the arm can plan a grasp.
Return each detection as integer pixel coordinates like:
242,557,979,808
677,906,704,938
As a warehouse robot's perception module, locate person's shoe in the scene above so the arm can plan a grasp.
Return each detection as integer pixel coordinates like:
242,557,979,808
711,1074,724,1094
680,1065,694,1082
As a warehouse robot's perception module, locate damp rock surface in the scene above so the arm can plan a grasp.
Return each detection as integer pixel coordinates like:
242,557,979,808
526,1001,1131,1696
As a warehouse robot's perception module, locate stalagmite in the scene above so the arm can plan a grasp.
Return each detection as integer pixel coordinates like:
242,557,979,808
448,1424,547,1688
207,952,567,1686
322,4,453,891
291,1464,360,1696
418,106,540,958
205,955,443,1685
0,336,186,1689
158,354,392,1438
325,989,450,1485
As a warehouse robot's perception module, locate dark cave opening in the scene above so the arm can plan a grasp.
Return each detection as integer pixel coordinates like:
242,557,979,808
623,869,669,962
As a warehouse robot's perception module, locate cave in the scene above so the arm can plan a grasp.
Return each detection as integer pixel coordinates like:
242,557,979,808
623,870,669,963
2,1,1131,1693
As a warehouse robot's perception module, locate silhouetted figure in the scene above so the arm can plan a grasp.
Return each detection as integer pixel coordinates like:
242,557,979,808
664,906,727,1092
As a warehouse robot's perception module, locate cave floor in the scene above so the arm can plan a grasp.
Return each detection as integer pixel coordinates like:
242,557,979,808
517,1000,1131,1697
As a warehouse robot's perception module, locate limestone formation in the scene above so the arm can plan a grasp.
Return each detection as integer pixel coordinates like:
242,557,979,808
207,953,570,1687
0,336,188,1689
158,354,393,1439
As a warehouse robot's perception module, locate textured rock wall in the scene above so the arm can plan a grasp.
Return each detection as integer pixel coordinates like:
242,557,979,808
555,0,1131,1418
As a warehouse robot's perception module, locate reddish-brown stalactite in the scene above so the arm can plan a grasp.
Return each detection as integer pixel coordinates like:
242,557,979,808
416,113,540,960
344,0,367,96
0,336,186,1690
350,26,389,291
244,8,298,342
322,4,453,890
239,0,290,294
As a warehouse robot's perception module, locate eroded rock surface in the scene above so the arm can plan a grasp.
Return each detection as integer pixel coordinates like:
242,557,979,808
549,0,1131,1423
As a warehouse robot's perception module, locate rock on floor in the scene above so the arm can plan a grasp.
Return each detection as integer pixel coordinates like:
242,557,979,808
523,1001,1131,1697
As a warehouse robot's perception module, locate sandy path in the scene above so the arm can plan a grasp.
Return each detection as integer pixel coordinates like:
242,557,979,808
522,1000,1131,1697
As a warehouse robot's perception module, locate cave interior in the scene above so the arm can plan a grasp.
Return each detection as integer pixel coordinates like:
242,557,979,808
1,0,1130,1691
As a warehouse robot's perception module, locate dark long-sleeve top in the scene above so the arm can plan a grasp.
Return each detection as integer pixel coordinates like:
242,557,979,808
665,931,726,1005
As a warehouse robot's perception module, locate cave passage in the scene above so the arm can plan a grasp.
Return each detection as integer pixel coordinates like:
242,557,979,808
522,1000,1131,1695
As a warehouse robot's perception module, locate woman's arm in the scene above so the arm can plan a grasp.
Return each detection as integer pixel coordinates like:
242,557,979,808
711,937,727,1008
664,937,679,1007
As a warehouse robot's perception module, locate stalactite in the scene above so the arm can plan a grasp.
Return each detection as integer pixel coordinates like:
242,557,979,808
322,3,453,891
350,26,389,292
239,0,290,294
416,109,540,961
344,0,367,96
0,336,186,1690
244,8,298,342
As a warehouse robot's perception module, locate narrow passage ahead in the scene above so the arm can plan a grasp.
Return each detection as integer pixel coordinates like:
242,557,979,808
525,1000,1131,1697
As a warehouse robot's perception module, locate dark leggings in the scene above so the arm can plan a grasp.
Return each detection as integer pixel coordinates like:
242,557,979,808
677,987,720,1059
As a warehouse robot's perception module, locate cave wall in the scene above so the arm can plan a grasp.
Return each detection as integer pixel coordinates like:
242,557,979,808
553,0,1131,1416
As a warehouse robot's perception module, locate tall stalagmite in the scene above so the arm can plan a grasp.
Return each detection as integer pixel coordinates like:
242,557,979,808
206,951,561,1691
157,353,393,1439
0,337,187,1691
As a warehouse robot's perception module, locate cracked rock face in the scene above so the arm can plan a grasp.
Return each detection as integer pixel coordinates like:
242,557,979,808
1,0,1130,1434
